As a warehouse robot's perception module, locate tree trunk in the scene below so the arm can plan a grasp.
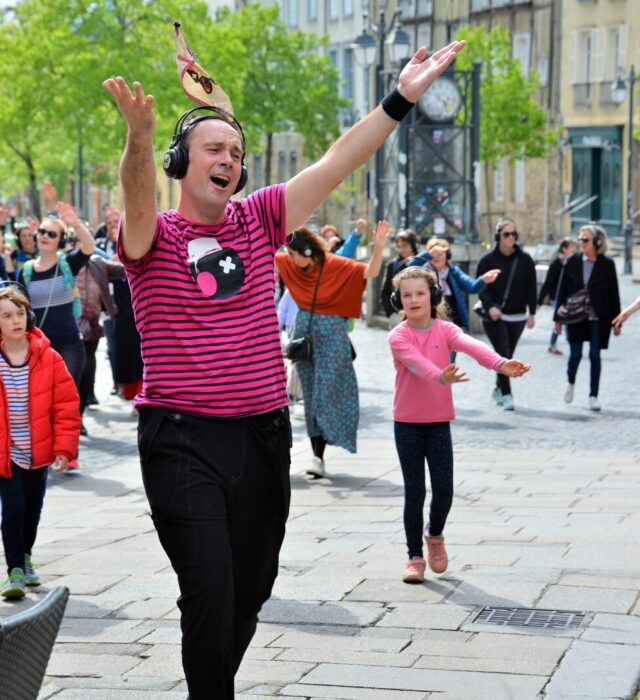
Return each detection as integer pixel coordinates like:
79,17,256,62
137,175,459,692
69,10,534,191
9,144,41,219
265,132,273,185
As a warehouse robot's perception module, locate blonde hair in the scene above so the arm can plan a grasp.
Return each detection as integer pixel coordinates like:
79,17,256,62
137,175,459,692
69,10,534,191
426,237,450,252
579,224,608,254
392,267,448,320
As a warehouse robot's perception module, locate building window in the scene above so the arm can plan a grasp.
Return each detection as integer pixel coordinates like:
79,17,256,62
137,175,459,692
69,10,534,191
307,0,317,20
416,24,431,54
290,151,298,179
343,0,353,17
287,0,298,27
514,160,525,204
494,159,504,202
278,151,286,183
343,46,354,100
513,33,531,76
329,0,339,20
536,56,549,87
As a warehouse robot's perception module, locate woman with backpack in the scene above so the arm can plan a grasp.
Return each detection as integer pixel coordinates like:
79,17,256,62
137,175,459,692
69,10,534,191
17,203,94,389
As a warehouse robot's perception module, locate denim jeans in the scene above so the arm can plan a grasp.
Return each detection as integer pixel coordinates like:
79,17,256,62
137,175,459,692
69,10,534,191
0,464,48,574
394,421,453,559
138,407,291,700
567,319,601,397
50,336,86,390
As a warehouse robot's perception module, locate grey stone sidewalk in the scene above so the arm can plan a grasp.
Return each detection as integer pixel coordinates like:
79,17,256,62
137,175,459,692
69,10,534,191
0,270,638,699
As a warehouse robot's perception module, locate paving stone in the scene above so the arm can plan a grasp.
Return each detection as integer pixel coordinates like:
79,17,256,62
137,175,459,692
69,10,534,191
581,612,640,644
46,652,142,677
544,639,640,698
376,603,472,630
270,629,408,653
537,584,638,614
300,663,545,696
280,684,427,699
235,658,316,685
344,578,454,604
260,599,384,626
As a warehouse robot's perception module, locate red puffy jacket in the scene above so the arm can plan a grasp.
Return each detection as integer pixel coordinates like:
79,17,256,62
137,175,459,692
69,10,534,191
0,328,80,478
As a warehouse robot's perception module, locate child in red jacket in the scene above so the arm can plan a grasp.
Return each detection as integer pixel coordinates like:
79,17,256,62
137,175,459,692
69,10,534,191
0,285,80,598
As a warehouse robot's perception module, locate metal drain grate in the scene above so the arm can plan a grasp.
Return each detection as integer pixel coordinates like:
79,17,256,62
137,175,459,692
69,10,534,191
472,606,587,630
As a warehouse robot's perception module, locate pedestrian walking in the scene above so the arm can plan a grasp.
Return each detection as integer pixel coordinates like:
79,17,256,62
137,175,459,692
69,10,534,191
103,34,464,698
0,286,80,599
555,223,621,411
537,237,576,355
380,228,420,329
476,217,537,411
612,294,640,329
388,267,529,583
418,237,500,332
17,203,95,388
275,223,390,478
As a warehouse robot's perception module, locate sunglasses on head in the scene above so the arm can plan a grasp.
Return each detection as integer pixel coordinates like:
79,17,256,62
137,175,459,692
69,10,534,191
501,230,517,238
37,228,59,239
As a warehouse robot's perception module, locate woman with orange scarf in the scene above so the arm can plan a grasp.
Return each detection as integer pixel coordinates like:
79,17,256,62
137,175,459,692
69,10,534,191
275,223,390,478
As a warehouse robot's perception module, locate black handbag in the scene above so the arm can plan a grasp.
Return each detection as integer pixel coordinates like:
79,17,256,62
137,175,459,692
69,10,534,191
556,288,590,325
283,263,323,364
474,255,519,321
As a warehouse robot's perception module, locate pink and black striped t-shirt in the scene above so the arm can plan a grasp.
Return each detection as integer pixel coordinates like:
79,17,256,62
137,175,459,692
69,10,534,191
118,184,288,418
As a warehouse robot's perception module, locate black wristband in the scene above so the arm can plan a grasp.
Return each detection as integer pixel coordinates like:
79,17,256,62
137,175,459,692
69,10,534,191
381,88,414,121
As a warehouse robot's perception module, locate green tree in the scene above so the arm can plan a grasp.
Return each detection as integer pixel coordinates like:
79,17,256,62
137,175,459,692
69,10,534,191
199,3,349,183
454,25,556,230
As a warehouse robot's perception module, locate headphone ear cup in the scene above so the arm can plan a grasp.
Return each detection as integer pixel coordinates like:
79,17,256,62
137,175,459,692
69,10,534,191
390,290,402,312
26,310,36,331
446,248,452,260
163,146,189,180
58,232,66,250
431,285,443,307
234,164,248,194
494,231,500,243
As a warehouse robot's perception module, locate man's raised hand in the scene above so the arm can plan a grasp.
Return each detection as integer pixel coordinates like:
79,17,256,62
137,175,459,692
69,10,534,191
103,77,156,136
397,41,466,104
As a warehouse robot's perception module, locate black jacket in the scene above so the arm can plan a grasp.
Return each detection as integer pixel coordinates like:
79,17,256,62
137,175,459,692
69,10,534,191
476,245,537,316
554,253,620,349
537,257,563,305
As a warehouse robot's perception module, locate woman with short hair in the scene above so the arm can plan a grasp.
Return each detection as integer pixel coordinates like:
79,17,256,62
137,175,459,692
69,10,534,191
554,224,621,411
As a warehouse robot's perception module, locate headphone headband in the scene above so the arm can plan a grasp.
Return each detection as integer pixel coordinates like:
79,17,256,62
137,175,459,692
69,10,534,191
170,106,246,152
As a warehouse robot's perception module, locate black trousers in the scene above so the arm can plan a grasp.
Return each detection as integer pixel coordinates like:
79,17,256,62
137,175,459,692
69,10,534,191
0,464,47,575
482,319,526,395
79,339,100,414
138,407,292,700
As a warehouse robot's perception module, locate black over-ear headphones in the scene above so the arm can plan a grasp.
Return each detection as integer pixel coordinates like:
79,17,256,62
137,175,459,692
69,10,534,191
583,223,603,249
287,231,314,257
389,259,444,312
0,281,37,331
163,106,248,193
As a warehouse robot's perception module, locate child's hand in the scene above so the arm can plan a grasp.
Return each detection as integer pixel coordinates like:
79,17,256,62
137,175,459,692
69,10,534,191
52,455,69,473
499,359,531,378
440,363,469,384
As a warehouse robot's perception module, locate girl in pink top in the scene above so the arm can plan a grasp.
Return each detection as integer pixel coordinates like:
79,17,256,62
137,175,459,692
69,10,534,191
388,267,530,584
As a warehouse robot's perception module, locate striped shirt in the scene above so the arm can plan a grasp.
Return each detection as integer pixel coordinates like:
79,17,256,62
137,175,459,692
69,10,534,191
119,185,289,417
582,254,598,320
0,353,31,469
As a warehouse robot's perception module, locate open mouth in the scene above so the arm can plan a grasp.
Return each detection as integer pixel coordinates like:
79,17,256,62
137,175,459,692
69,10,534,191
210,174,230,189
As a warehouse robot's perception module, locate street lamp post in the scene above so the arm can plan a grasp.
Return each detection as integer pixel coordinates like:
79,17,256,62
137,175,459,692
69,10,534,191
612,66,636,275
352,5,411,223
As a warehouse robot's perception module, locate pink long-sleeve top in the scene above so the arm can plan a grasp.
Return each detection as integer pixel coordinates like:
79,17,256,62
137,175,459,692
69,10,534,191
389,319,507,423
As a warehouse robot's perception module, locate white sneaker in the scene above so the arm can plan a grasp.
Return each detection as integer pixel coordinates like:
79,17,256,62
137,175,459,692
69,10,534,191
502,394,515,411
589,396,601,411
564,384,574,404
306,456,326,478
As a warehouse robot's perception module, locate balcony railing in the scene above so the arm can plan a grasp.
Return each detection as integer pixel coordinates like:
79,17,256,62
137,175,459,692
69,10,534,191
573,83,591,107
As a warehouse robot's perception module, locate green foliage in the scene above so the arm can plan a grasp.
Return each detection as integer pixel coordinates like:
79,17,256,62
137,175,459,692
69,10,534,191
455,24,556,164
0,0,346,205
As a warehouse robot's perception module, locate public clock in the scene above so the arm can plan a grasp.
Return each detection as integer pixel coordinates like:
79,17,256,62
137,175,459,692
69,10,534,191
419,76,462,122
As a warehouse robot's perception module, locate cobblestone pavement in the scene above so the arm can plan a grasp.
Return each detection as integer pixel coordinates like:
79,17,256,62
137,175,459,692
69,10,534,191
0,265,638,699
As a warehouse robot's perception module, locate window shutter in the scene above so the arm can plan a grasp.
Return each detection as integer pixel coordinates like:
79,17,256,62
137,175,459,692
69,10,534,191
592,28,605,83
568,32,578,85
617,24,629,74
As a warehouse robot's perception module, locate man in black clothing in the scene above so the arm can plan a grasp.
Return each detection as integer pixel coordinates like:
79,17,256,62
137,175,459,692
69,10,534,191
476,217,537,411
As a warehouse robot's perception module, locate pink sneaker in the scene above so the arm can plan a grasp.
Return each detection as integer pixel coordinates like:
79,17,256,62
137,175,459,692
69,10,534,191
425,534,448,574
402,556,426,583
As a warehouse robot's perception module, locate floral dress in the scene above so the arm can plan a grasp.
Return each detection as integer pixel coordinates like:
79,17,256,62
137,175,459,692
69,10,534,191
293,309,358,453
